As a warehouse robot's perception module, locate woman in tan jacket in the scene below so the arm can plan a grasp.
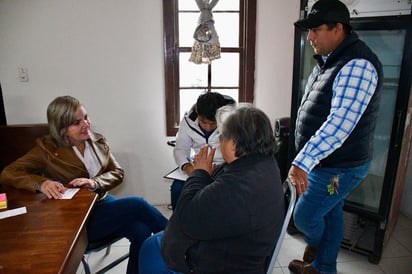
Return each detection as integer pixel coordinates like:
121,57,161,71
0,95,168,274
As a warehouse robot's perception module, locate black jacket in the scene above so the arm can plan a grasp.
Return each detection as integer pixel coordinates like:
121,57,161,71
162,153,284,274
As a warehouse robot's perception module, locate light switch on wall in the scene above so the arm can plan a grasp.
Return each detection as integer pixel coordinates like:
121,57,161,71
18,67,29,82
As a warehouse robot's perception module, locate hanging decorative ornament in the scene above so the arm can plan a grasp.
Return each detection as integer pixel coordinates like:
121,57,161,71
189,0,221,64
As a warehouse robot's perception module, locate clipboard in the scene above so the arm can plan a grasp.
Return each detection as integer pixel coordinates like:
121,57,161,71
164,167,188,181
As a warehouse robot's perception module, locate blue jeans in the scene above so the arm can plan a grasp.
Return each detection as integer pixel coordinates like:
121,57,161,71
87,194,168,274
293,162,370,274
139,231,182,274
170,180,185,209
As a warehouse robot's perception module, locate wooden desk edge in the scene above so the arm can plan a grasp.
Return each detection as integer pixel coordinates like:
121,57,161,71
60,192,98,274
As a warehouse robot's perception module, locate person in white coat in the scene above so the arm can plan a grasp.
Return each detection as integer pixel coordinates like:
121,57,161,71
171,92,235,209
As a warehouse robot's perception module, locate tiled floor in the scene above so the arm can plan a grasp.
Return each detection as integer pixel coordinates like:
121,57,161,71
77,205,412,274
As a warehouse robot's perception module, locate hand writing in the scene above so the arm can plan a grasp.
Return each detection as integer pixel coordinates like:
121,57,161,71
40,180,67,199
183,164,194,175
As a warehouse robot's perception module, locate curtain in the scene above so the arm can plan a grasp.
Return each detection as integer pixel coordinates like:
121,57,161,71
189,0,221,64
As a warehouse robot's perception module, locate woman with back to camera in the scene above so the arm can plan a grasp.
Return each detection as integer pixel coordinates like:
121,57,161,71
0,95,168,274
139,104,285,274
171,91,235,209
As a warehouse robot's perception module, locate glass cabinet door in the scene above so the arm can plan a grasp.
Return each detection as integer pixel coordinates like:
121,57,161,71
345,29,406,213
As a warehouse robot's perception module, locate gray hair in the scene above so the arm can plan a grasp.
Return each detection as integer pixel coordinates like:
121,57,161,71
216,104,277,157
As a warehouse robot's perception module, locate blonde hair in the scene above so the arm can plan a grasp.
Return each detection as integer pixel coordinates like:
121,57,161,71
47,96,82,147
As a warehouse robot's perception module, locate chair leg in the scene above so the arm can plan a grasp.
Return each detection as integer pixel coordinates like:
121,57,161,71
81,255,91,274
95,252,130,274
105,245,111,256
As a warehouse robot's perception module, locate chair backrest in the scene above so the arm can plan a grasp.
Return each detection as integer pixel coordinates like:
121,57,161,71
266,179,297,274
0,124,49,172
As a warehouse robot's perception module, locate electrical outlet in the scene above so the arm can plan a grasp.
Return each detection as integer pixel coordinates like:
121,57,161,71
18,67,29,82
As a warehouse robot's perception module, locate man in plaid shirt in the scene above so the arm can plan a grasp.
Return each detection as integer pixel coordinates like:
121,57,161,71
288,1,383,274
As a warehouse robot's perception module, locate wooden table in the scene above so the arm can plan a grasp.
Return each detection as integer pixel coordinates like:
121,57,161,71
0,187,97,274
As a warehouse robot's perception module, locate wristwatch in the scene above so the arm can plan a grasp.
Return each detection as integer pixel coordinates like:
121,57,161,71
36,182,43,193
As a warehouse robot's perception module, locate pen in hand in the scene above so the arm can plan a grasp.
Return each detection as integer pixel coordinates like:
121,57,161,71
183,157,195,175
186,157,195,167
56,180,67,192
40,179,67,199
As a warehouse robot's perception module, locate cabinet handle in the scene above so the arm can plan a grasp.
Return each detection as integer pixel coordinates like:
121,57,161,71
393,110,403,148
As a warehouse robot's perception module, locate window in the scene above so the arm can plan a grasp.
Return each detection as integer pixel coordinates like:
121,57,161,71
163,0,257,136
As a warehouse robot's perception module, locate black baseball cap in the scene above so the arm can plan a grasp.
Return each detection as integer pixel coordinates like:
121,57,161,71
294,0,352,30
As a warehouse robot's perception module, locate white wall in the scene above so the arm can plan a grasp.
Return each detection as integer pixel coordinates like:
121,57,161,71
0,0,299,204
255,0,300,122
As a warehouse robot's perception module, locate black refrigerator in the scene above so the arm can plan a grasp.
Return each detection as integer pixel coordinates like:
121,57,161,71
287,4,412,264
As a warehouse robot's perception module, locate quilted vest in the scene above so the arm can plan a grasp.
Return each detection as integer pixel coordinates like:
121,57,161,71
295,32,383,168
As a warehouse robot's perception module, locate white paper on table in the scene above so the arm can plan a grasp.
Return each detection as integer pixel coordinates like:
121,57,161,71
59,188,80,199
0,206,27,219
